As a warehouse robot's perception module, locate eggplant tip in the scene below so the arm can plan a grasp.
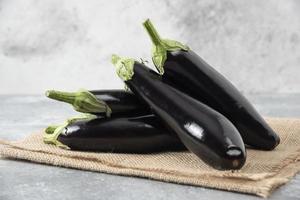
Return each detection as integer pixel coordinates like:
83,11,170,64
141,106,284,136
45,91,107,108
275,135,281,147
267,134,281,150
224,147,246,170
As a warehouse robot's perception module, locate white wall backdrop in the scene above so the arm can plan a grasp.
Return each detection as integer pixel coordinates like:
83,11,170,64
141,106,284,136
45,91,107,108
0,0,299,94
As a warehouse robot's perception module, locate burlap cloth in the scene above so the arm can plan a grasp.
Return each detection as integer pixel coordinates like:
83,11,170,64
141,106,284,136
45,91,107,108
1,118,300,198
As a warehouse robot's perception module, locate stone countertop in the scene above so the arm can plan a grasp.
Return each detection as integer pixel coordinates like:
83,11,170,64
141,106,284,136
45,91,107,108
1,94,300,200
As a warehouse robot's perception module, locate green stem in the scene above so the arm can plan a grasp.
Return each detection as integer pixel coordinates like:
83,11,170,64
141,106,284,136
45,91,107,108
43,123,69,149
45,125,59,134
46,89,111,116
46,90,75,104
142,19,189,74
43,114,97,149
143,19,163,46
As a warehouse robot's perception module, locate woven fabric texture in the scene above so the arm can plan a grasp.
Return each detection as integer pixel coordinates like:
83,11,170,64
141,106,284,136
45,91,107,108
1,118,300,198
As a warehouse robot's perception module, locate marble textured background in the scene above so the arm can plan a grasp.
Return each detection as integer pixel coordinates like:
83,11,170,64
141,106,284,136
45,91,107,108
0,0,299,94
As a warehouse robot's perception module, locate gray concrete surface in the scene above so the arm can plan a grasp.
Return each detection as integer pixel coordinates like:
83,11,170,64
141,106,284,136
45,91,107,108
0,0,300,94
0,94,300,200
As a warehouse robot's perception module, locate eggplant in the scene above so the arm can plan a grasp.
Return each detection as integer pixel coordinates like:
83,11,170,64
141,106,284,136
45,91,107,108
46,89,149,117
43,114,185,153
142,19,280,150
111,54,246,170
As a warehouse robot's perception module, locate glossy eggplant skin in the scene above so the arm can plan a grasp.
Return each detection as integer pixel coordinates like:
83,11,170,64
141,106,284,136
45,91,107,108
124,62,246,170
89,90,149,117
58,115,185,153
162,50,280,150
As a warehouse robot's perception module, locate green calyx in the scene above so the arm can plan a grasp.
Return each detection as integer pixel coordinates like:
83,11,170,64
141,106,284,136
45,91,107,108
43,123,70,149
111,54,135,81
43,114,97,149
142,19,189,74
46,89,112,117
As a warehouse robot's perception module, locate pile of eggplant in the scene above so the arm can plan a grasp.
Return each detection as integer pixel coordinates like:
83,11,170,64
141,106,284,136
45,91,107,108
44,19,280,171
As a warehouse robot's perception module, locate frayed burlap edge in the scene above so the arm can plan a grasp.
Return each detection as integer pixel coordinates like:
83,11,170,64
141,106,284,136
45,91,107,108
1,142,300,198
